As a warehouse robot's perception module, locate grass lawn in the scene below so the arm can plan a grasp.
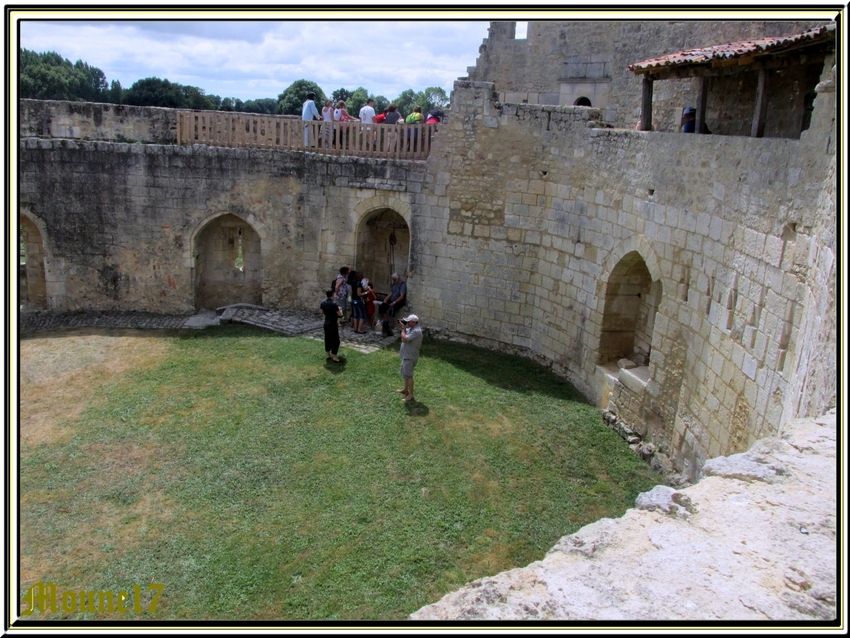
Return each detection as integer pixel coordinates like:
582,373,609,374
19,324,659,620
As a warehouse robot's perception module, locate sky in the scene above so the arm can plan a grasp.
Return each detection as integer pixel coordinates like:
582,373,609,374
17,15,525,102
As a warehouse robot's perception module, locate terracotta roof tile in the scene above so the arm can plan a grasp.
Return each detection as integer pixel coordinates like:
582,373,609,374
628,24,835,73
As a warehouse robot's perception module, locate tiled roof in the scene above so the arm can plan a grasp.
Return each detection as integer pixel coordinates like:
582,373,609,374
628,24,835,74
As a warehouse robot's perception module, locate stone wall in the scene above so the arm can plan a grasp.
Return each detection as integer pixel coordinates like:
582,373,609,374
19,140,428,314
20,99,180,144
414,64,835,476
468,20,829,133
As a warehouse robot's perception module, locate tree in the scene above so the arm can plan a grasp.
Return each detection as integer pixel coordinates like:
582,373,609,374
220,97,235,111
182,85,213,110
108,80,123,104
124,77,185,108
242,98,278,114
372,94,390,114
392,89,419,118
417,86,449,115
277,79,326,116
20,49,109,102
73,60,108,101
331,88,352,105
347,86,370,116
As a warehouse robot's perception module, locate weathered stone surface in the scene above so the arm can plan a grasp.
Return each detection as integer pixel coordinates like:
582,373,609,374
411,410,836,621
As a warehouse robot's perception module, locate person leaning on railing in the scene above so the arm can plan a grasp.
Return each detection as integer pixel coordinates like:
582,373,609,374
382,103,404,151
405,106,423,150
333,101,358,149
302,91,322,147
322,99,334,147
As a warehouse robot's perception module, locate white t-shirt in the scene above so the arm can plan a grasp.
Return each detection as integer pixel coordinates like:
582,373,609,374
359,105,376,124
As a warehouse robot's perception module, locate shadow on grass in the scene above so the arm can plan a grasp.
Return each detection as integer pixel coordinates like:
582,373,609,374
323,357,347,373
420,338,589,403
403,400,430,416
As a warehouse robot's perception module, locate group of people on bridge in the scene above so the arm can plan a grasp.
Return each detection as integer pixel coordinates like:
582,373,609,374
301,91,444,150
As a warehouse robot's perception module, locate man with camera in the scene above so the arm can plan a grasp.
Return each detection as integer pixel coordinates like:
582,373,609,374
396,314,422,402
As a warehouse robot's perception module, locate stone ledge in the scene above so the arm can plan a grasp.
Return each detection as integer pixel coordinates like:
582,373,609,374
411,409,837,622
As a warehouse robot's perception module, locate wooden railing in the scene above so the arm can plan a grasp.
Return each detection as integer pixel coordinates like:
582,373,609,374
176,111,436,160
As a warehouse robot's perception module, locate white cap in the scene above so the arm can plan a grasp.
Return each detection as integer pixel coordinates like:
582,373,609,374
404,315,419,323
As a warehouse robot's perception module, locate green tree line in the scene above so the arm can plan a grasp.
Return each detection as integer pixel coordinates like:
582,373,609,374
20,49,449,118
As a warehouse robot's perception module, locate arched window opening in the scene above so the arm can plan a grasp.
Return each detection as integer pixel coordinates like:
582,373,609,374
574,96,592,107
599,251,661,367
20,217,47,309
194,214,261,310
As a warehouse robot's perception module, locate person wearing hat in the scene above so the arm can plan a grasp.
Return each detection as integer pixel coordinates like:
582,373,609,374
302,91,321,146
682,106,697,133
682,106,710,134
396,314,422,402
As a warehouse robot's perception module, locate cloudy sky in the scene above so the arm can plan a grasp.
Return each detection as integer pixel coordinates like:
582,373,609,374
16,13,521,102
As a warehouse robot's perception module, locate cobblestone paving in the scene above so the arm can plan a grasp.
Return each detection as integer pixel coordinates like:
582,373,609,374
19,308,399,354
226,307,398,353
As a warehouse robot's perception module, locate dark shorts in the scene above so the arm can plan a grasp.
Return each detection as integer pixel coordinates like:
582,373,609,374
351,299,366,320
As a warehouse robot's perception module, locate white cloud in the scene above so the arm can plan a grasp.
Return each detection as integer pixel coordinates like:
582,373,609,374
19,19,490,101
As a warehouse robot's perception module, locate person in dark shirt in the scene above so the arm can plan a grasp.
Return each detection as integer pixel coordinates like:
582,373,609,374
320,288,343,362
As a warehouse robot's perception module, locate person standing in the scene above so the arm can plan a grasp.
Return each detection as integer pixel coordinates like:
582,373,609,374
396,315,422,402
383,103,403,151
320,289,343,362
359,98,377,148
333,266,351,325
302,91,321,147
359,98,376,124
352,274,368,334
364,280,377,329
321,99,334,147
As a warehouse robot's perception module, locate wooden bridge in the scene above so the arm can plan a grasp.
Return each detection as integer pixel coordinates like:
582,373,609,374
176,111,436,160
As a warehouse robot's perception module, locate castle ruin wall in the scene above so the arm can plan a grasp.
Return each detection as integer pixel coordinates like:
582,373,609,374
469,20,828,133
19,139,428,314
20,99,180,144
17,56,835,474
415,76,835,474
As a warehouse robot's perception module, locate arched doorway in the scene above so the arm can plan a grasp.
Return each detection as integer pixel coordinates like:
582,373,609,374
193,214,262,310
20,217,47,309
355,209,410,294
574,96,592,107
598,251,661,366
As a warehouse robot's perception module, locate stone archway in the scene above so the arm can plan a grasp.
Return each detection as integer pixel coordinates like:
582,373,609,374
193,214,262,310
598,251,662,366
20,216,47,309
355,208,410,295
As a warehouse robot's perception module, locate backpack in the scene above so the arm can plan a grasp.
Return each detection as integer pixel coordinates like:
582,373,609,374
333,275,350,302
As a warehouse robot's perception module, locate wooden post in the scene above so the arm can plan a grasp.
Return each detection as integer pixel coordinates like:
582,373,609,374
640,75,653,131
696,76,709,134
751,68,768,138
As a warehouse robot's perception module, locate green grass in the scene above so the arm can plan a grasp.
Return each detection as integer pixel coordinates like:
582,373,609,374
19,324,659,620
